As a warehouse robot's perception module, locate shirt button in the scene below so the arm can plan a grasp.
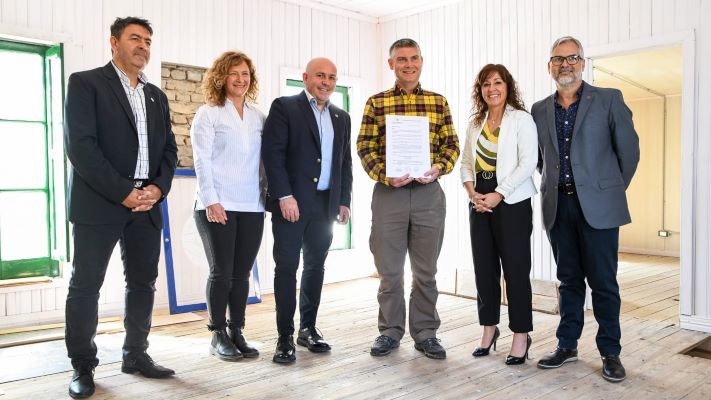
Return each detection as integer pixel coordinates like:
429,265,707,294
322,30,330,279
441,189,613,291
313,177,318,183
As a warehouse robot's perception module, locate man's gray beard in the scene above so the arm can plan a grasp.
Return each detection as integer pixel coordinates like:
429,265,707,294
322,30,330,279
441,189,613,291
556,72,582,87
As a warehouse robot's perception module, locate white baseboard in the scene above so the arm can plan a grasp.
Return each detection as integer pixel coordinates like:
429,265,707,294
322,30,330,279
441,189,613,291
0,301,170,330
618,247,680,257
680,315,711,333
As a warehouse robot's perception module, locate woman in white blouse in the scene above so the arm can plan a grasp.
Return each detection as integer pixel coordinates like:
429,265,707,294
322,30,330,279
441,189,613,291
460,64,538,365
191,51,265,361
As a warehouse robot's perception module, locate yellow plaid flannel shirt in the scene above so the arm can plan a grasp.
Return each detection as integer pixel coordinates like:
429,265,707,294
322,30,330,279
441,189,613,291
357,84,460,185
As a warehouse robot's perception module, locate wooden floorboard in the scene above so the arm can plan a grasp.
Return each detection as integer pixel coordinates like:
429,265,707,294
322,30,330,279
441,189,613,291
1,254,709,399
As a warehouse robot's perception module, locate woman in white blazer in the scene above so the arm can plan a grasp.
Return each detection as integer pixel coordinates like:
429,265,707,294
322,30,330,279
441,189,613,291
460,64,538,365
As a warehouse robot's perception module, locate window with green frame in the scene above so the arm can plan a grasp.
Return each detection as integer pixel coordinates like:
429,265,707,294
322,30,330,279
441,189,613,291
0,39,67,280
285,79,351,250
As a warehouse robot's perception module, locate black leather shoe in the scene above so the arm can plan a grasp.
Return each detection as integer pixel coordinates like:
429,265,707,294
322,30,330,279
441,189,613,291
297,326,331,353
601,355,626,382
370,335,399,357
537,347,578,369
210,328,243,361
505,334,532,365
415,337,446,359
273,335,296,364
68,366,95,399
473,326,500,357
121,352,175,378
228,325,259,358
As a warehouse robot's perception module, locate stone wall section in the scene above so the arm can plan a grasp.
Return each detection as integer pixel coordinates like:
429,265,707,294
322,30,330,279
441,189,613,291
161,63,207,168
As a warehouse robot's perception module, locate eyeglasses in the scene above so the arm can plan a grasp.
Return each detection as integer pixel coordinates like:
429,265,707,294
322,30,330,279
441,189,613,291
549,54,582,66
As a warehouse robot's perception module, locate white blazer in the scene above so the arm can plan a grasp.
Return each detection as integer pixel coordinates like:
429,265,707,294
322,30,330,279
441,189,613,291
460,106,538,204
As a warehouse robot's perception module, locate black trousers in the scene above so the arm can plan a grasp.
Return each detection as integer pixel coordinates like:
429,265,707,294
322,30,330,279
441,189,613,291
549,191,621,356
65,212,160,368
272,191,333,336
469,174,533,333
194,210,264,329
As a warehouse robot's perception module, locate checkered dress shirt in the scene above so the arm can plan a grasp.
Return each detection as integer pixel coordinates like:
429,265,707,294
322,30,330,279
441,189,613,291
112,61,150,180
357,83,460,185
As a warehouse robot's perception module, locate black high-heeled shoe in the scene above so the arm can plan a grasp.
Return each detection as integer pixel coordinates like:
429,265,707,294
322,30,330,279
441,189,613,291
505,334,532,365
472,326,500,357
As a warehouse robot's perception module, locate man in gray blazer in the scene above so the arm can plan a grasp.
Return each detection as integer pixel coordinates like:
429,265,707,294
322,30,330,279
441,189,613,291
531,36,640,383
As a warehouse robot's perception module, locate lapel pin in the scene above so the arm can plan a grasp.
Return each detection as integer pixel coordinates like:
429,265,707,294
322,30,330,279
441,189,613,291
334,113,339,118
150,97,155,102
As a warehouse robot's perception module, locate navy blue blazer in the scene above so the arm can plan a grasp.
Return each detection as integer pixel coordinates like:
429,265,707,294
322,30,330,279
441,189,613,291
262,91,353,218
64,62,178,227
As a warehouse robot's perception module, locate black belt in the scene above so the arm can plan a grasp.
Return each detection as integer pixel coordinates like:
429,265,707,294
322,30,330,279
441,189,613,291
559,183,576,195
476,171,496,180
133,179,149,189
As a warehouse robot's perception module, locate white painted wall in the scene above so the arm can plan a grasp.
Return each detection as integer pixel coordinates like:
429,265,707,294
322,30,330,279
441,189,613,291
0,0,379,328
377,0,711,332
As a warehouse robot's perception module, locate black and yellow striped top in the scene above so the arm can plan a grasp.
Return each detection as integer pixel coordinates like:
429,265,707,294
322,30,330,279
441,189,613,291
474,123,499,173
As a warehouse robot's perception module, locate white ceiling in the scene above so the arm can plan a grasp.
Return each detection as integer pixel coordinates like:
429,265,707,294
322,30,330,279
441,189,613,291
593,47,683,100
307,0,458,20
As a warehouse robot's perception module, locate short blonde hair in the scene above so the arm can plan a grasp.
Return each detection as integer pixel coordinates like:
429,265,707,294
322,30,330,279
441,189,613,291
202,51,259,106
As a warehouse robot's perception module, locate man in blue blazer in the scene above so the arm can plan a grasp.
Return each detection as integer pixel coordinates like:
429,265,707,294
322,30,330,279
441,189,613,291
262,58,353,364
532,36,639,383
64,17,177,398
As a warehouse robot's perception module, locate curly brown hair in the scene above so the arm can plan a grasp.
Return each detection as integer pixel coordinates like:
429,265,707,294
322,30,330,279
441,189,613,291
203,51,259,106
471,64,526,127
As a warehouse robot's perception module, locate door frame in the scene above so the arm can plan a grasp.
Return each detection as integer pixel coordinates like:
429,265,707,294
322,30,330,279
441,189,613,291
585,30,696,321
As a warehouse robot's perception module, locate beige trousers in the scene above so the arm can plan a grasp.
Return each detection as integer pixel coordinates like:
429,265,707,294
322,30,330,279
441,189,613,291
369,181,446,343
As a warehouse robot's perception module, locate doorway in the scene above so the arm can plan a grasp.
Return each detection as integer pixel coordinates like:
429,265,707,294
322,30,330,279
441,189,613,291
591,46,683,323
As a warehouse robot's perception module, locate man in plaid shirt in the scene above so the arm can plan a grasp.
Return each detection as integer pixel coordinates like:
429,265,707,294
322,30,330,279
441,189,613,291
357,38,460,360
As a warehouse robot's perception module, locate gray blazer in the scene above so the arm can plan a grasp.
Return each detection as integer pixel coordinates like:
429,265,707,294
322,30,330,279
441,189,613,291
531,81,640,230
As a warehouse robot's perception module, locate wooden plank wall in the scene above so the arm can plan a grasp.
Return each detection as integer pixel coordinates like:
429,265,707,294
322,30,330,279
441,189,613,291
377,0,711,327
0,0,379,326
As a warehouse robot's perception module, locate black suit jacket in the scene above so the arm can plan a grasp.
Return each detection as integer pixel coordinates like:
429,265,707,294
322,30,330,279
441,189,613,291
64,62,178,227
262,91,353,218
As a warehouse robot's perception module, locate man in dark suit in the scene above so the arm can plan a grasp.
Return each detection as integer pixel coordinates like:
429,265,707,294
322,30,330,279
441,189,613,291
532,36,640,383
262,57,353,364
63,17,177,398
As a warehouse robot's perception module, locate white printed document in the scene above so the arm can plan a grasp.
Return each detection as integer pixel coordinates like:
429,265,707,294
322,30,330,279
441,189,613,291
385,115,430,178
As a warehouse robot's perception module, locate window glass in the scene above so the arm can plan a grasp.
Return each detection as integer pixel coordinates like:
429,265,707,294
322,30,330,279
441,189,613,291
0,191,49,260
0,121,47,189
0,50,45,121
